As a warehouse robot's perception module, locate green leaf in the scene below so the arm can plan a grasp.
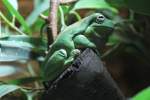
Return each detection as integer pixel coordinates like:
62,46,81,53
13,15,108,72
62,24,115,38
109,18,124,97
105,0,127,8
2,0,32,35
132,87,150,100
33,0,44,8
0,41,32,61
125,0,150,15
8,0,18,10
107,33,120,46
0,12,25,35
71,0,118,13
0,65,20,77
0,84,20,98
26,0,49,26
60,5,70,14
0,35,47,61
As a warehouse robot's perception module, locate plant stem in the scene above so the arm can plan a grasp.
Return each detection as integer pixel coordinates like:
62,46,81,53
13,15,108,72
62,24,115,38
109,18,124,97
59,6,67,31
27,63,40,89
0,12,25,35
71,11,81,21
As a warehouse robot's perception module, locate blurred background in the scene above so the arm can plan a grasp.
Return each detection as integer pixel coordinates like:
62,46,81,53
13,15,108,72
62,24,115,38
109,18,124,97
0,0,150,99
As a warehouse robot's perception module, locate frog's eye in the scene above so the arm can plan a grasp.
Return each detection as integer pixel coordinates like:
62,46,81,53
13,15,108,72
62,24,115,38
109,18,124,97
96,15,105,24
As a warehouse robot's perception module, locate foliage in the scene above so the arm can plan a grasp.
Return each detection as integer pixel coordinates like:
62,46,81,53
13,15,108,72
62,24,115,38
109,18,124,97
2,0,32,35
132,87,150,100
0,84,20,97
0,0,150,99
71,0,118,13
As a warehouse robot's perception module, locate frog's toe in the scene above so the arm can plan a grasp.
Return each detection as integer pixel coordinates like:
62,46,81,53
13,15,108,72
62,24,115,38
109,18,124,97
71,49,81,56
57,49,68,58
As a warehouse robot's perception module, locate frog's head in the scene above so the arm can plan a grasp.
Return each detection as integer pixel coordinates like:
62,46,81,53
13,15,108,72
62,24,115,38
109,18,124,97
85,13,114,49
86,14,114,38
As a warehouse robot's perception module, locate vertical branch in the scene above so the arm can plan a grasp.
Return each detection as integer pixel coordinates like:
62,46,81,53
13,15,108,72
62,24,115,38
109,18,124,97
49,0,60,40
48,0,78,41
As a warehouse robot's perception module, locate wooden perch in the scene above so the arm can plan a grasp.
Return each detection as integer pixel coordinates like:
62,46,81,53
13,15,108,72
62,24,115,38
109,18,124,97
42,48,125,100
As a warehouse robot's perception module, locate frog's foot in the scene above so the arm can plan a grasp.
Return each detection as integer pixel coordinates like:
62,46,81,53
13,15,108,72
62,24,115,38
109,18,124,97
71,49,81,57
43,49,67,81
64,49,81,66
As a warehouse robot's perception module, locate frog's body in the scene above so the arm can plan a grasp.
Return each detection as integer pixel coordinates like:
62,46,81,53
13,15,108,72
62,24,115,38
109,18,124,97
44,13,102,61
42,13,114,81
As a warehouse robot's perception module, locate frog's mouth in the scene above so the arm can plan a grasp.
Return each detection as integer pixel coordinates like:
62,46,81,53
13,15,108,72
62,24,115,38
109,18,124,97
92,18,114,33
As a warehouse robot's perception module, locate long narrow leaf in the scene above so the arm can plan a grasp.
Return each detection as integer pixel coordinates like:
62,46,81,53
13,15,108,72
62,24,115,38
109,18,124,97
8,0,18,10
26,0,49,26
0,84,20,98
2,0,32,35
0,65,20,77
0,12,25,35
0,35,47,61
71,0,118,13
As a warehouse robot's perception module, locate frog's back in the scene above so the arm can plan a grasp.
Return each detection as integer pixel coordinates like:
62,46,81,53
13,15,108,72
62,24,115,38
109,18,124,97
51,25,76,49
50,37,74,56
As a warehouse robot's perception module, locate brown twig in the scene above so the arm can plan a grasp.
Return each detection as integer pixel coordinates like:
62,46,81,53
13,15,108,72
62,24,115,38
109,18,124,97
48,0,78,40
49,0,59,40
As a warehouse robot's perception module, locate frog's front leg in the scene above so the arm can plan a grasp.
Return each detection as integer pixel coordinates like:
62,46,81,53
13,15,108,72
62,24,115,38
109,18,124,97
73,35,96,48
43,49,68,81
